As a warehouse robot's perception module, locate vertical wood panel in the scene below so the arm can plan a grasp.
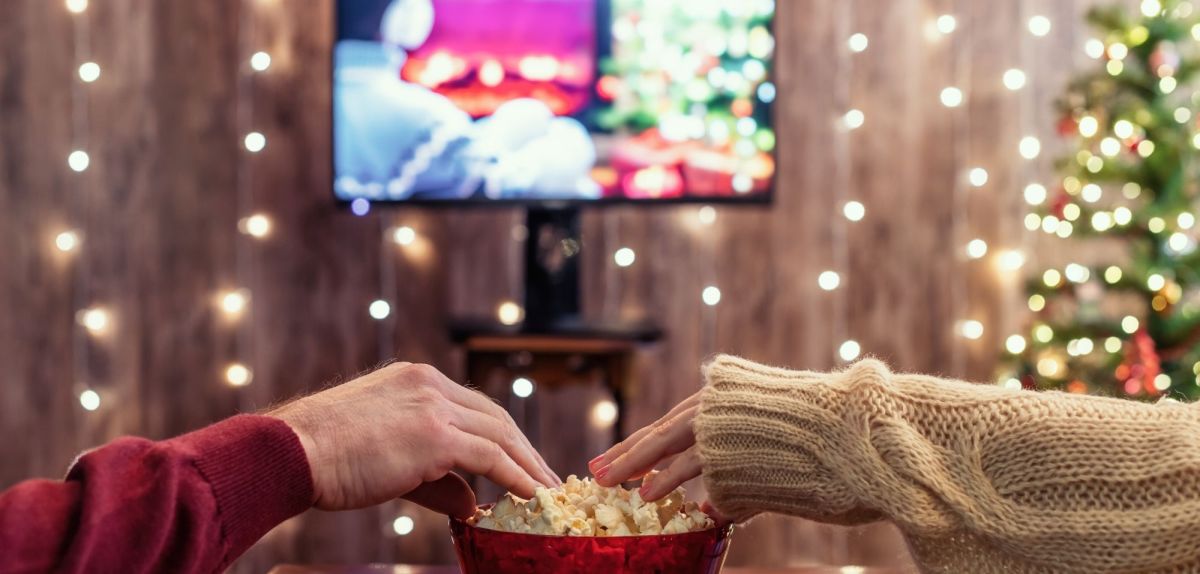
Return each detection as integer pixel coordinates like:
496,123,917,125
0,0,1131,571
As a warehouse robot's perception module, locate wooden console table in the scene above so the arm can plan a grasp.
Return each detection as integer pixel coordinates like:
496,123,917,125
449,317,662,446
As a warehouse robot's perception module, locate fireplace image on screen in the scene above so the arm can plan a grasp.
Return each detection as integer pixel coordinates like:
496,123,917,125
334,0,776,203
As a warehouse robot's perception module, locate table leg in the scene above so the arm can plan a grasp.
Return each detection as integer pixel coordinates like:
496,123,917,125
603,353,632,445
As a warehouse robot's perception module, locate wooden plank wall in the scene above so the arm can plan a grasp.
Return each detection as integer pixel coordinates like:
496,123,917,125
0,0,1127,570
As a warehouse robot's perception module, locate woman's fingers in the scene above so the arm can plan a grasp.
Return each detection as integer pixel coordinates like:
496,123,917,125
449,406,557,489
638,446,702,501
450,430,542,499
700,500,732,526
589,392,701,473
402,472,477,518
595,406,698,487
437,375,561,486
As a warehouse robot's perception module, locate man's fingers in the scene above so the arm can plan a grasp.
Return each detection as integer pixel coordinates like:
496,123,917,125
450,430,542,499
438,377,561,486
402,472,477,518
595,406,697,487
589,392,700,473
450,407,557,488
639,446,702,501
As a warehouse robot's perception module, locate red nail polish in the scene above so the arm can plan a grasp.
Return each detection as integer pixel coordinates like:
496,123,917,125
588,455,605,469
638,485,650,498
594,464,610,481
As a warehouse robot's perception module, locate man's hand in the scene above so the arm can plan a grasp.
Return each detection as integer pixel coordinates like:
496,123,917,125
269,362,559,517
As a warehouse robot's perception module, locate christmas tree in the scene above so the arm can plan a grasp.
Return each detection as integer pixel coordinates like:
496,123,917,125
1003,0,1200,399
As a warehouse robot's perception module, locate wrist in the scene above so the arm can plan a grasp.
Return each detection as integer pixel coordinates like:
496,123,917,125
267,403,321,505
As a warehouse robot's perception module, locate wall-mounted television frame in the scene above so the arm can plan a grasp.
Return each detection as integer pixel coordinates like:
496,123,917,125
332,0,777,207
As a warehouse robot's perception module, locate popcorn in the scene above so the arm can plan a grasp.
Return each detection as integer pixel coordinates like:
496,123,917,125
470,474,715,536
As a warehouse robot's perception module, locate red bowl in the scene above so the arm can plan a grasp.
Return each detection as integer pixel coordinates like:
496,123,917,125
449,509,734,574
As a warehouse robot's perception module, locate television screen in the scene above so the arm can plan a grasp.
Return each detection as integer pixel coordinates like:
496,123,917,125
334,0,776,203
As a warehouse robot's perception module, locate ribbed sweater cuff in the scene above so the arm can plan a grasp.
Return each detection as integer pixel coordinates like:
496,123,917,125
169,414,314,560
695,355,876,522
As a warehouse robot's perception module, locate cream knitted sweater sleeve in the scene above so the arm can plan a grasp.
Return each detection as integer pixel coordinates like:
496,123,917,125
694,355,1200,573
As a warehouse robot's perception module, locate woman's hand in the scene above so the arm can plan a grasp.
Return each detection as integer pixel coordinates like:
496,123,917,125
588,391,713,505
270,362,559,518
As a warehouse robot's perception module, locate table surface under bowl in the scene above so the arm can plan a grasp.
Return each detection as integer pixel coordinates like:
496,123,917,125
269,566,907,573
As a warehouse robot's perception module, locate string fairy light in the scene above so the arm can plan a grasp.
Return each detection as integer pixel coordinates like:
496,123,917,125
1002,68,1026,91
219,289,249,317
613,247,636,267
966,239,989,259
79,388,101,411
842,108,865,130
368,299,391,320
966,167,988,187
848,33,869,53
590,399,619,428
225,362,253,386
243,131,266,153
842,200,865,221
936,14,957,34
392,225,416,246
818,270,841,291
497,300,524,325
511,377,534,398
250,51,272,72
957,319,984,340
1027,15,1052,37
78,62,100,83
838,340,861,362
68,150,90,172
55,230,81,252
238,213,272,238
78,307,110,335
392,515,415,536
940,86,964,108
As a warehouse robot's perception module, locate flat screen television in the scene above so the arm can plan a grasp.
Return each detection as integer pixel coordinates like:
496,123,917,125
333,0,777,205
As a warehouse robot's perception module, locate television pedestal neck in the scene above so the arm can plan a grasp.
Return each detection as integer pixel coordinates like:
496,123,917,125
522,206,582,329
450,205,661,340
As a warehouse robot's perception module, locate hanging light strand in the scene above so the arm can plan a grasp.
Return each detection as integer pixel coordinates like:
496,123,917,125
68,0,98,410
947,0,975,375
376,215,398,361
1010,0,1039,375
229,0,266,390
829,0,858,364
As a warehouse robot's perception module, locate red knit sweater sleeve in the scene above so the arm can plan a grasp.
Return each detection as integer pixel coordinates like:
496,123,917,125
0,414,314,574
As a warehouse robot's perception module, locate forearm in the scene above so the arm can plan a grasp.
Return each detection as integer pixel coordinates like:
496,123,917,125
694,356,905,525
0,415,313,574
695,355,1200,571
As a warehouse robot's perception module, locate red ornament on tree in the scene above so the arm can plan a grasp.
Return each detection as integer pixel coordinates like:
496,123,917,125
1127,135,1144,153
1049,189,1072,219
1149,42,1181,75
1122,328,1161,396
1057,115,1078,137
